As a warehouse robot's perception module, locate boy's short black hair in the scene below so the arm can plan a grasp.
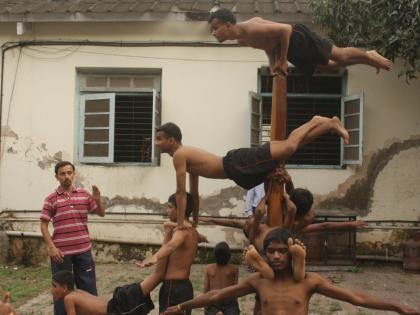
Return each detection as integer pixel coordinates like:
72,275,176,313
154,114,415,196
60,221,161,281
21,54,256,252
214,241,231,265
52,271,75,290
208,8,236,24
290,188,313,219
168,192,194,219
156,122,182,142
263,228,292,253
55,161,75,174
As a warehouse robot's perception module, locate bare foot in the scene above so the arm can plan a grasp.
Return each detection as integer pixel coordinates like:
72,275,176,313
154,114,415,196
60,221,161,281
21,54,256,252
366,50,392,73
288,238,306,282
4,292,10,304
331,116,349,144
243,245,274,279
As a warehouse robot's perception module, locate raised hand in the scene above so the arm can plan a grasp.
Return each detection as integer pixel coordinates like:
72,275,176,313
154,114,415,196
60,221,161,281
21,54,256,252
91,185,101,203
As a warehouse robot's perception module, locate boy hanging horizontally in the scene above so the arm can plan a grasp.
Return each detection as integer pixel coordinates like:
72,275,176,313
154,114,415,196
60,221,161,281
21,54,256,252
208,8,391,76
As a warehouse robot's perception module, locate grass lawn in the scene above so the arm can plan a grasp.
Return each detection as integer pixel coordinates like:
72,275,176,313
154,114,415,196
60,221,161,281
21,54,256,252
0,265,51,308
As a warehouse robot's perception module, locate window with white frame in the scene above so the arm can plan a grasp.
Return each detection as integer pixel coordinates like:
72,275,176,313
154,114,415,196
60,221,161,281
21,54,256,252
78,71,161,164
251,68,363,167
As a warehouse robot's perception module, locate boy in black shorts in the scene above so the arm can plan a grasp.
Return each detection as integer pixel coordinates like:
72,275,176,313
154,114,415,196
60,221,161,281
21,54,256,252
50,270,156,315
155,115,349,229
208,8,391,76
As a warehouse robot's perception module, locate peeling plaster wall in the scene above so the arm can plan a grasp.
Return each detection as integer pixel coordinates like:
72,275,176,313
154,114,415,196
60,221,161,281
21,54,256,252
1,21,420,256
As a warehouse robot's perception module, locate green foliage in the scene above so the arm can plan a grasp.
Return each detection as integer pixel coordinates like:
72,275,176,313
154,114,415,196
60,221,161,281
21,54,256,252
311,0,420,81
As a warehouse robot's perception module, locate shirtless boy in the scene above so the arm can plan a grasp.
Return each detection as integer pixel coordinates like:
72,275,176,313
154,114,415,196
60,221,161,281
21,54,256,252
137,193,199,315
52,193,199,315
155,115,349,228
51,269,157,315
200,179,365,280
208,8,391,76
162,228,419,315
204,242,240,315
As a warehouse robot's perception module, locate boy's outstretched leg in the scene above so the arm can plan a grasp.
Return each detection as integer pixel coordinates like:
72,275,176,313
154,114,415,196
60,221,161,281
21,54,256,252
270,115,349,161
301,116,349,146
330,46,392,73
243,245,274,279
288,238,306,282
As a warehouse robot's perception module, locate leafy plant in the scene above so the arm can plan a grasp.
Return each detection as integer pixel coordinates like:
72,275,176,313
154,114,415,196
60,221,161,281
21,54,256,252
311,0,420,81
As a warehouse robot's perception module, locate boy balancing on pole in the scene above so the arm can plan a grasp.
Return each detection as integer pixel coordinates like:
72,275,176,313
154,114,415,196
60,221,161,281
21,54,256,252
155,115,349,229
208,8,391,76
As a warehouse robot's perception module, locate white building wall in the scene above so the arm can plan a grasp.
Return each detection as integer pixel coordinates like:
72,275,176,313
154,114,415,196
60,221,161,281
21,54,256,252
1,20,419,252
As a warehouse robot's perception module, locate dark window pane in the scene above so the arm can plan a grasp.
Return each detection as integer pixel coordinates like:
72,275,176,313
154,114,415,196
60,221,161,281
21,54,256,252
85,99,110,112
260,72,343,166
85,114,109,127
84,144,109,157
114,93,153,163
85,76,107,88
344,146,359,160
344,115,359,129
344,99,360,115
85,129,109,142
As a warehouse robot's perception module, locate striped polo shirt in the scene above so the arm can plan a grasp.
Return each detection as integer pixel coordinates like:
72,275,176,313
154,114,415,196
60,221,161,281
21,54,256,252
40,186,98,256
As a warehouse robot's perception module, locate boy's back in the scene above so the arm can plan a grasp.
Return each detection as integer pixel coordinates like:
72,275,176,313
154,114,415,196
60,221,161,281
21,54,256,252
205,263,238,291
204,242,240,315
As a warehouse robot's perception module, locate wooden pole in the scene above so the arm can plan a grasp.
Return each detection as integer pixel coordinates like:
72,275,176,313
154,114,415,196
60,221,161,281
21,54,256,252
267,75,287,227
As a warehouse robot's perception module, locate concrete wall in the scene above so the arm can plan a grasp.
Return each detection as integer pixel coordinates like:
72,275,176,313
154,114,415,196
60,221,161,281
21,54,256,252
1,20,419,259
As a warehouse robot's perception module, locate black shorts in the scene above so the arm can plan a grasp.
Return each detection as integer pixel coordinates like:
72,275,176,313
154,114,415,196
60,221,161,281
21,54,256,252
107,282,154,315
159,279,194,315
222,143,277,190
288,23,333,76
205,299,240,315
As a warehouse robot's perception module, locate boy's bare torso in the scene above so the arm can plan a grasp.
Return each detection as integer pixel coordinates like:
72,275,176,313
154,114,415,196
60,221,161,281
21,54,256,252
249,272,318,315
65,290,108,315
206,264,238,291
165,227,199,280
236,18,285,52
175,146,225,178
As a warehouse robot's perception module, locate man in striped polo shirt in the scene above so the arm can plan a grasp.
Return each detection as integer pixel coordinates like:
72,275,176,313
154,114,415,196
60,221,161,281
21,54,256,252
40,161,105,315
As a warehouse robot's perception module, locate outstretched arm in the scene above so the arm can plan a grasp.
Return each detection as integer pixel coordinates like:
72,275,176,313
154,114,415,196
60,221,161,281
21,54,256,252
301,220,367,234
199,217,245,230
315,274,419,314
283,191,297,230
139,225,171,295
189,174,199,227
249,196,266,244
162,279,255,315
173,152,188,228
137,229,187,268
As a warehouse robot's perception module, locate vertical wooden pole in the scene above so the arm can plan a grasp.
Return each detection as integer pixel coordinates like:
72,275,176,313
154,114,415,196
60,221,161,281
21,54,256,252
267,75,287,227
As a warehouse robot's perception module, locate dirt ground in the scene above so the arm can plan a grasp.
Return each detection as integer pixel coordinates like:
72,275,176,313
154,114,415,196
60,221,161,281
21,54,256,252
16,263,420,315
